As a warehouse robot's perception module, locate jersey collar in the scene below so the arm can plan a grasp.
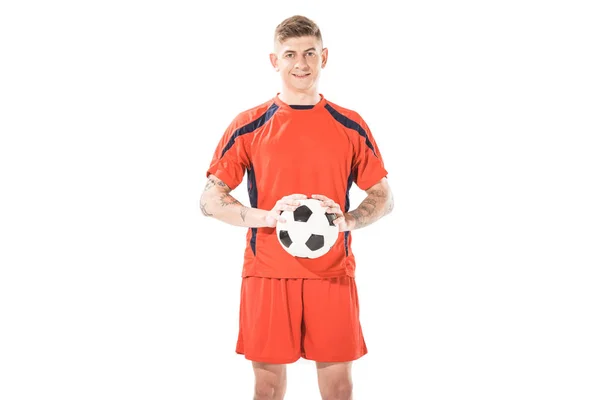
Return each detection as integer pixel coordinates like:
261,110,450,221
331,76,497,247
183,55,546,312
273,93,327,111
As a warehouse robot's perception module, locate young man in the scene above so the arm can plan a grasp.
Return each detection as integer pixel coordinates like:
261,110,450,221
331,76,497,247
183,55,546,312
200,15,393,400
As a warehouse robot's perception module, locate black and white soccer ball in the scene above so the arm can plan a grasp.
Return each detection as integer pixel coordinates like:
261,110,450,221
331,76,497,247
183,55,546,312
276,198,339,259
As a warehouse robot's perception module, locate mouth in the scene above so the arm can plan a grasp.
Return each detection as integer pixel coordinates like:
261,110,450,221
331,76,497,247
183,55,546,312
292,73,310,79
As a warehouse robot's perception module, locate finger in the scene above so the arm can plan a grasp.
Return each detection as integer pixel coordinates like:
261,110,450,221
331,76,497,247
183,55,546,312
286,194,308,201
327,207,342,214
276,198,298,207
279,201,301,209
313,195,338,209
321,199,338,208
333,216,345,225
275,204,299,213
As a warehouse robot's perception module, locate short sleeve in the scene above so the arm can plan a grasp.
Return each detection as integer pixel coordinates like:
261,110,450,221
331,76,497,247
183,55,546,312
351,113,388,190
206,116,251,190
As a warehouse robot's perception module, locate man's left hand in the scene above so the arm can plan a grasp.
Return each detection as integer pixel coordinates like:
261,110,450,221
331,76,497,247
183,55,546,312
311,194,352,232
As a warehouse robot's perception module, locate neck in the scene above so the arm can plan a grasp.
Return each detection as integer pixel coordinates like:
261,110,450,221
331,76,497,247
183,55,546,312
278,88,320,105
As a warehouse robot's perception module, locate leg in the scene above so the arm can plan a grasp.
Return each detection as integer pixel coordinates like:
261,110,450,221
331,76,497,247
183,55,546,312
301,277,365,399
252,362,287,400
235,277,303,398
316,361,353,400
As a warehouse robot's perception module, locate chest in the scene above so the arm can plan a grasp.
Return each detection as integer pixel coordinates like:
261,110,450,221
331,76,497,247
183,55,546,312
250,116,353,171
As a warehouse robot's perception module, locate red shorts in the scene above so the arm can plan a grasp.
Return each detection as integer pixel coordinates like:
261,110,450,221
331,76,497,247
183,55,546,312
235,276,368,364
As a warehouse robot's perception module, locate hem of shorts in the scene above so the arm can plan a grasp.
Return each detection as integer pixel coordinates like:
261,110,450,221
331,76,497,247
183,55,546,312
236,350,300,364
301,349,368,363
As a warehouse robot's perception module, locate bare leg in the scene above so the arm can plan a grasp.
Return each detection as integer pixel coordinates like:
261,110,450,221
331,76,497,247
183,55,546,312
252,362,287,400
316,361,353,400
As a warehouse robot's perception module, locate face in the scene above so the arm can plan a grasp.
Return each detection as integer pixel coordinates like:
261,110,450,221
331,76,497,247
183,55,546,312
270,36,328,94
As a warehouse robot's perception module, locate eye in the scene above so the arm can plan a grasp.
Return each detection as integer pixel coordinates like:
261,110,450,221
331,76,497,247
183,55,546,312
306,51,316,57
285,53,294,58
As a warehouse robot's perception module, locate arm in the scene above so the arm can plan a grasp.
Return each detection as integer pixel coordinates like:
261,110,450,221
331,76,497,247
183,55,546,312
345,177,394,231
200,174,270,228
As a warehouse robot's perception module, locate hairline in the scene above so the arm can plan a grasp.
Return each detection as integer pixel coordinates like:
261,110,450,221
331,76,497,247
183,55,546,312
274,36,324,53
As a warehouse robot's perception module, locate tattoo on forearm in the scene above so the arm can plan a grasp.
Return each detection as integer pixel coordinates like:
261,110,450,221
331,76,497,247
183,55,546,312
240,206,249,222
367,189,386,198
362,197,378,210
200,201,213,216
348,190,388,229
219,193,242,207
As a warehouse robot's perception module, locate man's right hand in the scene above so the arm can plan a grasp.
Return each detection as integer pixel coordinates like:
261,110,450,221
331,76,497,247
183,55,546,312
264,194,308,227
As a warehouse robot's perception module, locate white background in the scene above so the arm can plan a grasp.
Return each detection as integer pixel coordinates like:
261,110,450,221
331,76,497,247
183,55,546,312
1,0,599,399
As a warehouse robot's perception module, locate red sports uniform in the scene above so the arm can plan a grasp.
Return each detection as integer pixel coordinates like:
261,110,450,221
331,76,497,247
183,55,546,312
206,93,388,362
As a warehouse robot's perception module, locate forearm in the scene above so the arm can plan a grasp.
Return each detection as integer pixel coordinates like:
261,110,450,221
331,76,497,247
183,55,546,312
345,188,394,231
200,192,269,228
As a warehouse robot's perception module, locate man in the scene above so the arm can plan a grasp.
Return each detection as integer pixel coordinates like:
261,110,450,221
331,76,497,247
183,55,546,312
200,15,393,400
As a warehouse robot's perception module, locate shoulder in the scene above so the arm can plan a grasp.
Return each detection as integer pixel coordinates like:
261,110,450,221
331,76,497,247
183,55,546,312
323,97,370,131
323,98,366,124
229,98,278,130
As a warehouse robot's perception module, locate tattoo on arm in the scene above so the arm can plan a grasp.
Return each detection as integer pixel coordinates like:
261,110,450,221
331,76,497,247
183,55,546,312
349,198,378,229
200,201,213,216
201,177,251,222
219,193,242,207
348,188,389,229
204,179,215,191
367,189,386,198
204,177,229,192
240,206,249,222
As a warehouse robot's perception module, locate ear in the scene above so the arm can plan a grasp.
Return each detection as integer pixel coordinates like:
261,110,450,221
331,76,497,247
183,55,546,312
269,53,279,71
321,47,329,68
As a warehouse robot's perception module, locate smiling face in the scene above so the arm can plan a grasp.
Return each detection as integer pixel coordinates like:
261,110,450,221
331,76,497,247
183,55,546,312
270,35,328,98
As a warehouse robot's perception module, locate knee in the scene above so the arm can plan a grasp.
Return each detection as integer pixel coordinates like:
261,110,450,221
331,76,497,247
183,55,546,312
254,381,284,400
322,381,353,400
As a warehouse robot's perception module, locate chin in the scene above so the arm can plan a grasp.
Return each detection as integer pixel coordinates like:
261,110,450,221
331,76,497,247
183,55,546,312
292,82,314,91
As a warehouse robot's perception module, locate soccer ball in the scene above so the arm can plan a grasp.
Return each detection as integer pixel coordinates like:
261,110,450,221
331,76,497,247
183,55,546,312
276,198,339,259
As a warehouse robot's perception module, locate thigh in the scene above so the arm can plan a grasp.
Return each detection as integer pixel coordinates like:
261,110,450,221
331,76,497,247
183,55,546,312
236,277,303,363
301,276,367,362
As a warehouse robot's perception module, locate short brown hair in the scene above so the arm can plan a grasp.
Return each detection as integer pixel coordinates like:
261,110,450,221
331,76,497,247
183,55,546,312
274,15,323,46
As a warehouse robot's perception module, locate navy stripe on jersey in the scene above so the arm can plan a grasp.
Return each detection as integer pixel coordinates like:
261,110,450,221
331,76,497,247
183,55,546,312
247,164,258,255
345,171,354,213
344,231,350,256
344,171,354,256
324,103,377,158
220,102,279,158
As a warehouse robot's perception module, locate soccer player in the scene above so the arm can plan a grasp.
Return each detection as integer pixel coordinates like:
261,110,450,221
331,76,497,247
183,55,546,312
200,15,394,400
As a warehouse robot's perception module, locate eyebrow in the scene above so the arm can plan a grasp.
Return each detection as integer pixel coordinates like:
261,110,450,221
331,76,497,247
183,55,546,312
283,47,317,54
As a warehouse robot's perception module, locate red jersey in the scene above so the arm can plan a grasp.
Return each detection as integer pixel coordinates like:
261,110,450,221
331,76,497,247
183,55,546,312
206,94,388,279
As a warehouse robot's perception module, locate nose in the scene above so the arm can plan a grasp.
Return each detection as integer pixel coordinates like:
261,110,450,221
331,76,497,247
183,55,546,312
295,56,309,70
